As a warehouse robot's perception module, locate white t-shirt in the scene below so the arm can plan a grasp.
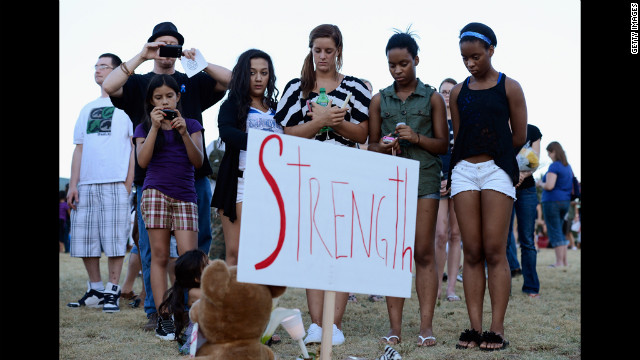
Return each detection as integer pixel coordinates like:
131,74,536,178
73,96,133,185
238,107,282,171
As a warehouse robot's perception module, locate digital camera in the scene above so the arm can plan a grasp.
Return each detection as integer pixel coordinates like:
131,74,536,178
159,44,182,58
162,109,178,120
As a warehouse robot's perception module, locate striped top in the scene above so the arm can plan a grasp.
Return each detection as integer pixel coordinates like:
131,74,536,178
274,75,371,147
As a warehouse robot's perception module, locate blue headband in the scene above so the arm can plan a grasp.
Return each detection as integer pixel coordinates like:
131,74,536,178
460,31,492,45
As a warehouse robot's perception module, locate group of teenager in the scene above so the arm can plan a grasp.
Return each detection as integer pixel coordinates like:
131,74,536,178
66,19,553,352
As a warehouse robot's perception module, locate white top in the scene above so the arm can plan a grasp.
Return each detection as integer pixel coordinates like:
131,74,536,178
73,96,133,185
238,107,282,171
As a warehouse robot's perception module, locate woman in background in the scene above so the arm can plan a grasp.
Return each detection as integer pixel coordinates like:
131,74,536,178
537,141,574,268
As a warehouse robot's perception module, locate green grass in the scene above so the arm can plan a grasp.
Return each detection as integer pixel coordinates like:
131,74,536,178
59,247,580,359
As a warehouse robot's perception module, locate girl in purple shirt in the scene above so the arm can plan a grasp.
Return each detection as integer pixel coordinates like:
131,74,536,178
133,74,204,340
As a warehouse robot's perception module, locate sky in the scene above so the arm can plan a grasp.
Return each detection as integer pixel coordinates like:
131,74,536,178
59,0,581,180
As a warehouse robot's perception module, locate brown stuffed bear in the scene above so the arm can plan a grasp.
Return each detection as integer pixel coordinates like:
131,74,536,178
189,259,286,360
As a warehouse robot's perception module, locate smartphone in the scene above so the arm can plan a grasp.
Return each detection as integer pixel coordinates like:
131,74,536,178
163,109,178,120
159,44,183,58
382,136,396,144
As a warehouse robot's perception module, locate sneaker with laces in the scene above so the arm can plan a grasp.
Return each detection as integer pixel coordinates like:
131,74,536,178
304,323,322,344
67,281,104,308
156,314,176,340
332,324,345,345
102,282,121,313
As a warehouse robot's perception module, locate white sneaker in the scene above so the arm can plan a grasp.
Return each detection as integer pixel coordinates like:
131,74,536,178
304,323,322,344
102,282,121,313
332,324,345,345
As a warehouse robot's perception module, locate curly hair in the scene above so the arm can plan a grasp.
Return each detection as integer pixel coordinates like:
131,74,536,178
386,25,420,58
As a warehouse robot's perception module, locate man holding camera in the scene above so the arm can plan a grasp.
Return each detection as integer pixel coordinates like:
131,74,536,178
66,53,135,314
103,21,231,334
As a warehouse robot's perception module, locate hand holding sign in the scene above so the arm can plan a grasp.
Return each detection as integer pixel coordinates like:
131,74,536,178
180,48,207,78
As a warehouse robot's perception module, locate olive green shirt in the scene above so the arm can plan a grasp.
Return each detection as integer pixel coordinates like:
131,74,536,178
379,79,442,196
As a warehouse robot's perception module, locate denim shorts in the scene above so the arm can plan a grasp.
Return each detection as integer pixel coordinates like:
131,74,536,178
419,191,440,200
451,160,516,199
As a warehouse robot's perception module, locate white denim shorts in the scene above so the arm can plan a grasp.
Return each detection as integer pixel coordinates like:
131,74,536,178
450,160,516,199
236,175,245,203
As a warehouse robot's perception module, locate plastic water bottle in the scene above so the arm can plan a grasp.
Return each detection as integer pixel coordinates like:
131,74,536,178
316,88,329,106
316,88,332,138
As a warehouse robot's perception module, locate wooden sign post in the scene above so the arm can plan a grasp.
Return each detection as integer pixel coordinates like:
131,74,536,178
320,291,336,360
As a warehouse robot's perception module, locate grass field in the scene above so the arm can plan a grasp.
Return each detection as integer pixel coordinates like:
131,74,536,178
59,247,580,359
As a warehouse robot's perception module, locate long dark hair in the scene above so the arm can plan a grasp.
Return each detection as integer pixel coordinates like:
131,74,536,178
228,49,279,132
158,249,208,343
143,74,183,152
300,24,343,98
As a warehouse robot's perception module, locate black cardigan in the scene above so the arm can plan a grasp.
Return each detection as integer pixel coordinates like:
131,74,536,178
210,96,247,222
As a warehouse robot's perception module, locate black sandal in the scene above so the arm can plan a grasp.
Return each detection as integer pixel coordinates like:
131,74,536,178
480,331,509,351
456,329,482,349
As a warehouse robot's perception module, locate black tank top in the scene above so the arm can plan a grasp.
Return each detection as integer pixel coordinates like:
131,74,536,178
449,73,519,186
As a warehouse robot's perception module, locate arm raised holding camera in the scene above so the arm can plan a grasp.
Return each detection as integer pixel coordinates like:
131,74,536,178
103,41,172,97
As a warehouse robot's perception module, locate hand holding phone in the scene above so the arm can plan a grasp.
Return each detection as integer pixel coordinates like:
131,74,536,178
162,109,178,120
159,44,183,58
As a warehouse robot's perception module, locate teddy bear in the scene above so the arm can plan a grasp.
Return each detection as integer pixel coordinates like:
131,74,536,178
189,259,286,360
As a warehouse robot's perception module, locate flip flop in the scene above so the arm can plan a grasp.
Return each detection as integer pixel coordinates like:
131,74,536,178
527,293,540,299
417,335,436,347
456,329,482,349
380,335,401,345
479,331,509,351
446,294,461,302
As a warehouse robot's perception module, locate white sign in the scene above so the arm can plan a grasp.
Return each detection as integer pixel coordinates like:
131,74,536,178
237,129,419,298
179,48,207,78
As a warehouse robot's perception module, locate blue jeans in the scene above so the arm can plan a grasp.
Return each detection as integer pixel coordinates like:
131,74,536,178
542,200,570,248
507,186,540,294
137,178,213,317
136,187,155,316
195,176,213,255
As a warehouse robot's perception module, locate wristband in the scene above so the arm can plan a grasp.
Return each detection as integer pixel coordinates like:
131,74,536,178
120,62,134,76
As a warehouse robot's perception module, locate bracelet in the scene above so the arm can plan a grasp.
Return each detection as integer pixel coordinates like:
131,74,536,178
415,133,420,144
120,62,134,76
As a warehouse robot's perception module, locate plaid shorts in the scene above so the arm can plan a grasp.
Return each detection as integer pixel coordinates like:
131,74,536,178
141,188,199,232
70,182,130,257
